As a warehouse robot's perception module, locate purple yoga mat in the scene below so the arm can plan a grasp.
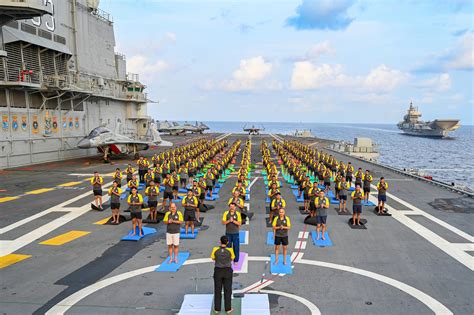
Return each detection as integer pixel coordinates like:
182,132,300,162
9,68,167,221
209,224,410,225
232,252,248,272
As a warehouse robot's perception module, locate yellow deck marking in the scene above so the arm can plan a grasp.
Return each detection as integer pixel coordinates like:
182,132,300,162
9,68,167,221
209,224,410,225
0,196,20,203
0,254,32,269
93,217,111,225
58,181,83,187
25,188,55,195
39,231,91,246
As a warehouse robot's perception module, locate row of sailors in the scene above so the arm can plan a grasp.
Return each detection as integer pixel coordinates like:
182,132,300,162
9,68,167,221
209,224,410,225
273,140,389,218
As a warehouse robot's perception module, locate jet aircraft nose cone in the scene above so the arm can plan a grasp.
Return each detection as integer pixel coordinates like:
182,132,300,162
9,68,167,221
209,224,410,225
77,138,92,149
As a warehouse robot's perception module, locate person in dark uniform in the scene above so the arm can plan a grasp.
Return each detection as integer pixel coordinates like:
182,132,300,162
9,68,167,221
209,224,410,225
272,208,291,265
127,187,144,236
211,235,235,314
90,171,104,209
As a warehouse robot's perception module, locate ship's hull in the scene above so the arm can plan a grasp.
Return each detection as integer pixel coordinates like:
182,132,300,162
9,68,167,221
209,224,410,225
399,129,448,138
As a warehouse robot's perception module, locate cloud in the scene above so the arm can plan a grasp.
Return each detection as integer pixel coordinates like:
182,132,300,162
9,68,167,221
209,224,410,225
221,56,274,91
452,28,468,37
286,41,335,62
286,0,355,31
238,24,254,34
127,55,170,82
290,62,407,93
416,73,452,92
413,33,473,73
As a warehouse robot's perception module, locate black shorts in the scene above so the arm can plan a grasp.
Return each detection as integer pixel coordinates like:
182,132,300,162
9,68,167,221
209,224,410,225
316,216,327,224
363,187,370,193
318,175,324,181
274,236,289,246
184,210,196,222
154,176,162,184
163,191,173,199
324,181,330,187
339,195,347,201
172,185,179,191
189,171,195,177
148,201,158,208
353,204,362,213
93,190,102,196
199,193,205,201
180,178,187,185
207,186,213,192
346,176,352,182
110,202,120,209
303,193,310,201
131,212,142,219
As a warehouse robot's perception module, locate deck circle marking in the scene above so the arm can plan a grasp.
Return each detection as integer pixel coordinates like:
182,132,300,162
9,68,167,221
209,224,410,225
46,256,452,315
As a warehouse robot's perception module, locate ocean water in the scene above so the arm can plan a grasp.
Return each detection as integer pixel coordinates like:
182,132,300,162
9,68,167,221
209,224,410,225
203,121,474,190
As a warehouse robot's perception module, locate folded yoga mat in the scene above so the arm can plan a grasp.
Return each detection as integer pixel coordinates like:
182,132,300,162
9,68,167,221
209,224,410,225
270,254,292,274
180,228,198,239
239,230,248,244
155,252,190,272
232,252,248,272
121,226,156,241
266,231,274,245
311,231,333,247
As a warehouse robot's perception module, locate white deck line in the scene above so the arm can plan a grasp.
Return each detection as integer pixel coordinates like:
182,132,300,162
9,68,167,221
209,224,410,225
46,256,452,315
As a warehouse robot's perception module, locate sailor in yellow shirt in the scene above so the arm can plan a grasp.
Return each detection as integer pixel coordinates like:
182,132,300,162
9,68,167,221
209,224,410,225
127,175,139,192
113,168,123,187
182,190,199,235
272,208,291,265
164,203,184,264
124,164,136,183
376,177,389,214
314,190,329,240
228,190,245,212
90,171,104,209
145,181,160,222
270,193,286,224
221,203,242,264
127,187,144,236
351,185,365,225
108,181,123,224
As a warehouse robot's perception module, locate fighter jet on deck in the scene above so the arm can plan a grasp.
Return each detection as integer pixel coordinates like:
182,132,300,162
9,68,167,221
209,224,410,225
157,121,210,135
243,124,265,135
77,123,172,161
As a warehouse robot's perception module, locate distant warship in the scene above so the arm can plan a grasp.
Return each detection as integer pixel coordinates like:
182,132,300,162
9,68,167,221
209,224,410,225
397,102,460,138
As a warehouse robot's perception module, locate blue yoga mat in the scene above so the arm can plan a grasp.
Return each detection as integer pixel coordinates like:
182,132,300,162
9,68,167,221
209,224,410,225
155,252,190,272
266,197,271,203
178,188,188,193
270,254,292,274
120,193,127,200
291,184,299,189
328,191,335,198
121,226,156,241
180,227,199,239
296,195,304,203
362,200,376,206
266,231,274,245
330,198,339,204
205,194,219,201
245,194,250,201
159,186,165,192
311,231,333,247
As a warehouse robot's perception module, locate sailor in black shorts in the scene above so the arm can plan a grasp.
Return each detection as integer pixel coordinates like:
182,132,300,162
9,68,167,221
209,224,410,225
162,173,174,210
145,181,159,222
351,185,365,225
182,190,198,235
108,181,122,224
272,208,291,265
90,171,104,210
127,187,144,236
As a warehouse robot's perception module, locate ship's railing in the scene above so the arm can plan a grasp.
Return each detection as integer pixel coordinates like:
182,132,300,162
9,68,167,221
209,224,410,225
90,7,113,23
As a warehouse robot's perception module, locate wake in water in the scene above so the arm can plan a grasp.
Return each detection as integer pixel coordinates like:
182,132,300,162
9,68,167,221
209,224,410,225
331,124,401,134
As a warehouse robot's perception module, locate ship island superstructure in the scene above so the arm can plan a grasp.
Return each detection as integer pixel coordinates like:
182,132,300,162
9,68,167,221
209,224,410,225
0,0,152,168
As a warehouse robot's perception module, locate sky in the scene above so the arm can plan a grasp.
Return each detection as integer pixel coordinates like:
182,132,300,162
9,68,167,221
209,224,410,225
102,0,473,124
